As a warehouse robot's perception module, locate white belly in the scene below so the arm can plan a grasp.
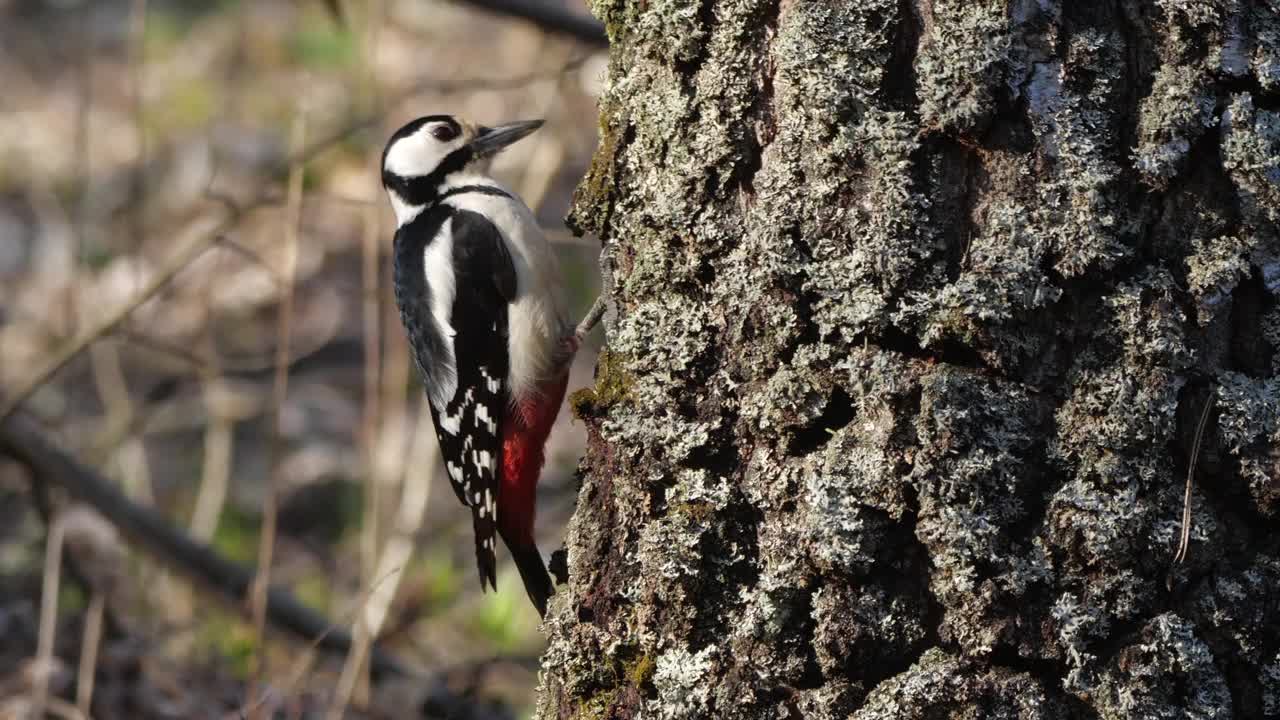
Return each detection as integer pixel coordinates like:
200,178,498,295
443,177,569,401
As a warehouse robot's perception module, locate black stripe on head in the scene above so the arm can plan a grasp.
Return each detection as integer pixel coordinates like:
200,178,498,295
381,115,472,207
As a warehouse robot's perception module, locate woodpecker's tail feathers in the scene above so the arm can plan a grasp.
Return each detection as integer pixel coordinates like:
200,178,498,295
503,535,553,618
472,511,498,593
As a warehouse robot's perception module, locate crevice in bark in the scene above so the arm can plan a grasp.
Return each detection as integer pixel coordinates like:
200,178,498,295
688,502,763,655
882,0,922,112
1213,73,1280,111
793,584,825,692
672,0,717,79
786,386,854,457
731,0,780,202
1172,386,1277,564
1079,613,1148,683
1003,406,1062,550
1113,0,1159,169
985,652,1101,720
573,430,634,630
927,135,981,284
863,501,943,692
866,325,992,375
1228,270,1273,378
1193,620,1260,719
683,403,742,479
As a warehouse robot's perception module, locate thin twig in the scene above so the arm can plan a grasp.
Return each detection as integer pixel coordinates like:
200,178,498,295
0,55,590,425
1173,391,1215,564
0,409,415,679
32,511,65,718
338,6,389,707
26,481,126,640
451,0,608,46
75,592,105,716
248,111,306,712
214,235,282,282
237,564,408,720
190,400,233,542
0,207,253,423
331,404,436,719
288,55,592,173
87,340,155,503
575,295,607,343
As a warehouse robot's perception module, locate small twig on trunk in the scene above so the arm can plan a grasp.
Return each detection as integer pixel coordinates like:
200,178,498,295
1173,391,1215,564
575,295,607,343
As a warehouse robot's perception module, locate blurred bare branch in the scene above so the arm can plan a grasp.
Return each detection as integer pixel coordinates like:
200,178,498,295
0,54,590,425
452,0,607,46
289,54,593,175
32,510,65,719
0,409,415,680
0,205,256,424
246,110,305,719
0,2,602,712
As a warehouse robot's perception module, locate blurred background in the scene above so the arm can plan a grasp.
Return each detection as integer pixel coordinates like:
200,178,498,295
0,0,605,717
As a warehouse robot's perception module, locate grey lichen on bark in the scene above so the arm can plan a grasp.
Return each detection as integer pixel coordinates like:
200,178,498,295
542,1,1280,718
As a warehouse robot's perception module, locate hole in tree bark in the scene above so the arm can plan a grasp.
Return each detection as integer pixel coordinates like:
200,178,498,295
1230,270,1273,378
788,386,855,456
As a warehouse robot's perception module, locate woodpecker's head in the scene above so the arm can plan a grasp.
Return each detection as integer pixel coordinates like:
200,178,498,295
381,115,542,221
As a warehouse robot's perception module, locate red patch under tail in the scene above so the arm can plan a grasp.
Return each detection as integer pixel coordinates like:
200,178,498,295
498,372,568,617
499,371,569,546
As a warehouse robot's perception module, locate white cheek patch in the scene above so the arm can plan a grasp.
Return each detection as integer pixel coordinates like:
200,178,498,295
384,124,461,178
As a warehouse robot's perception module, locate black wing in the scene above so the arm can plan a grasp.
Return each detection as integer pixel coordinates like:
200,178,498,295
393,206,455,406
429,209,516,593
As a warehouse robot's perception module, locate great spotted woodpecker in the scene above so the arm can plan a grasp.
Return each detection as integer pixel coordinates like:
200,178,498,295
381,115,577,617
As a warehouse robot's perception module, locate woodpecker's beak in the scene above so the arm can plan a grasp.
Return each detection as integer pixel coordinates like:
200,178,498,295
469,120,544,158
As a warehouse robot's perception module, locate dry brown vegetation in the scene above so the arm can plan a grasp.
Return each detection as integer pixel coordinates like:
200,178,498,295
0,1,604,717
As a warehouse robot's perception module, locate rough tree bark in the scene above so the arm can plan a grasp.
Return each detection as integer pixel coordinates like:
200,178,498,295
539,2,1279,718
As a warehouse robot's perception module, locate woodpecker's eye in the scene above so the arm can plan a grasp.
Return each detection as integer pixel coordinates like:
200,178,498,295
432,124,459,142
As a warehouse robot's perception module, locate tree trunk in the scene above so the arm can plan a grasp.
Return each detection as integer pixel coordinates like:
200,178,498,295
540,1,1280,718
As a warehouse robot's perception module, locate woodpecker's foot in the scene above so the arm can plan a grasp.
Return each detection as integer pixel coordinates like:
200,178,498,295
560,333,582,359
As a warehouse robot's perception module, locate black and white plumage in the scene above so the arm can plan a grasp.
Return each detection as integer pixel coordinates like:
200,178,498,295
382,115,570,611
391,204,513,584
